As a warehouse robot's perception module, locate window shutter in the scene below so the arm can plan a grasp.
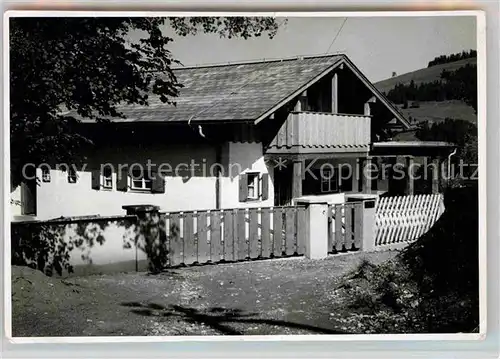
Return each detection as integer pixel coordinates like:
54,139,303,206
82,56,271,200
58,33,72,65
91,170,100,190
117,167,128,192
239,173,248,202
261,173,269,200
151,172,165,193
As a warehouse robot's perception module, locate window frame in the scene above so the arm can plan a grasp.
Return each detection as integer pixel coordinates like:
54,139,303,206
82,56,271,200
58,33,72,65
101,167,113,190
246,172,260,200
129,168,153,192
41,168,51,183
67,168,78,184
320,168,338,193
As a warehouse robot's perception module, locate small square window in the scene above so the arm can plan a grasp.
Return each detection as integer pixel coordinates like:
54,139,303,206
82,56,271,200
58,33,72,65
41,168,51,182
68,168,78,183
102,167,113,189
130,168,152,191
247,172,260,199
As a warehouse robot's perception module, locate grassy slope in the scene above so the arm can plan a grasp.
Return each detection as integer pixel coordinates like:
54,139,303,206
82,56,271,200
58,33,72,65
374,58,477,124
375,58,477,94
395,100,477,124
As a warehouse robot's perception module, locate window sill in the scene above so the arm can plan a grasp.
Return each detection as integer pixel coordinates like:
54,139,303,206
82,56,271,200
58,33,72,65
245,197,263,202
129,188,154,194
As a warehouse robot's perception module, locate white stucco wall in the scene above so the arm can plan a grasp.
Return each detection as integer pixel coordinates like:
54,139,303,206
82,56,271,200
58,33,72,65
220,142,275,209
36,170,218,220
10,186,22,217
19,141,274,220
34,143,219,220
62,220,143,269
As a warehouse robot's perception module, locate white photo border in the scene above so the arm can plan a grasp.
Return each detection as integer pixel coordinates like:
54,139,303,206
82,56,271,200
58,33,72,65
1,4,497,359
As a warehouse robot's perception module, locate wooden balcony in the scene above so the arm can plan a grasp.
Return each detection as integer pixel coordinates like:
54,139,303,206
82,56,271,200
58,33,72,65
266,111,371,155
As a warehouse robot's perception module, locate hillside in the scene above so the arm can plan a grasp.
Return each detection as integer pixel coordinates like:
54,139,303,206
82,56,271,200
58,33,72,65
375,58,477,124
375,57,477,94
395,100,477,124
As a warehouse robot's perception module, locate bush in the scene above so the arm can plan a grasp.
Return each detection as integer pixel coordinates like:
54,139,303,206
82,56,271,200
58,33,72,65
338,185,479,333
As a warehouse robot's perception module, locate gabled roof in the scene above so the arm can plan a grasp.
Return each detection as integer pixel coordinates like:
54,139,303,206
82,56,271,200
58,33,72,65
77,54,410,129
339,56,411,129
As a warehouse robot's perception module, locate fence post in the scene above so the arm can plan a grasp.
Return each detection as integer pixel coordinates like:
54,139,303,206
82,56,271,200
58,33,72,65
122,204,162,272
295,199,329,259
346,194,378,252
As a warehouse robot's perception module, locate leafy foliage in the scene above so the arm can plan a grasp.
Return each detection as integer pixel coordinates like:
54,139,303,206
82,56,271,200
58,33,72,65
10,17,281,187
168,17,281,39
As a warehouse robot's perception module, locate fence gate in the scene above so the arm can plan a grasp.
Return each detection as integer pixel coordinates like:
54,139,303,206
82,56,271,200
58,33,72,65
164,206,307,267
374,194,445,247
327,202,363,253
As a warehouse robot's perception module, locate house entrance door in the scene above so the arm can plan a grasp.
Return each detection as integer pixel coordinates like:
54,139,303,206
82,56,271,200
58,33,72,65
274,165,293,206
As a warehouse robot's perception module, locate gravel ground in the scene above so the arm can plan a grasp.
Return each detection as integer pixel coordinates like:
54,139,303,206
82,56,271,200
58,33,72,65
12,251,397,337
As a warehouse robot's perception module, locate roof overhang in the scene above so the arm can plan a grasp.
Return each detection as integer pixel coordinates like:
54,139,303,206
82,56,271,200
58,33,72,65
371,141,457,157
265,151,369,161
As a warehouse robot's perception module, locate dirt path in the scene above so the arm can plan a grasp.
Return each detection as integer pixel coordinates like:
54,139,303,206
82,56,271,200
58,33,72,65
12,251,397,337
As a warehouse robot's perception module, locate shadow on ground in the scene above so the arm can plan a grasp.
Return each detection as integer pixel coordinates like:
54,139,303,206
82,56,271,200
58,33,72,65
121,301,346,335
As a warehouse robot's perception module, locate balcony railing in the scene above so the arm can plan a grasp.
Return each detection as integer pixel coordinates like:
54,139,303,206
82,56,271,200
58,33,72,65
267,111,371,154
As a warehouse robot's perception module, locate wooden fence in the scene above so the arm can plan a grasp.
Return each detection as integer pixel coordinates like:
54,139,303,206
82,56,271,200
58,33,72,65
374,194,445,247
327,202,364,253
164,206,307,266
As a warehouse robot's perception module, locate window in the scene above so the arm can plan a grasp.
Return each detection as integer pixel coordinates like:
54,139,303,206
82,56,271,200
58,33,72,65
130,168,152,191
67,168,78,183
102,167,113,189
239,172,269,202
247,172,259,199
320,168,338,193
41,168,51,183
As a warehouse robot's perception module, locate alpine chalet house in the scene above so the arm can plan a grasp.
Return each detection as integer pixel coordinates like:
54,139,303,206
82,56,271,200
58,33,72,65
11,54,454,221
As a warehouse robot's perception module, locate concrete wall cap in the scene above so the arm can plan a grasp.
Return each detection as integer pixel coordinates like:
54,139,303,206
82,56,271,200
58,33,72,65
122,205,160,212
295,198,330,205
345,194,379,201
294,193,346,205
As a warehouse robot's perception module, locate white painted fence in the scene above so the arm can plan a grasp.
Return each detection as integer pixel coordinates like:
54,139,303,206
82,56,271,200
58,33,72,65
375,194,445,247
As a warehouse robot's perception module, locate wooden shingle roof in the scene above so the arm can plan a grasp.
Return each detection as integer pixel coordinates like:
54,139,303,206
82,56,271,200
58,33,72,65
81,55,344,124
76,54,410,128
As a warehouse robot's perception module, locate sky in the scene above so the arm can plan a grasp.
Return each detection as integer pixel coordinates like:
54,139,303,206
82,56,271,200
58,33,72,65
159,15,477,83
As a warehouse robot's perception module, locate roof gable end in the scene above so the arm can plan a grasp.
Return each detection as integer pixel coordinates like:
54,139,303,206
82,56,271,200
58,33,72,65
254,55,410,130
